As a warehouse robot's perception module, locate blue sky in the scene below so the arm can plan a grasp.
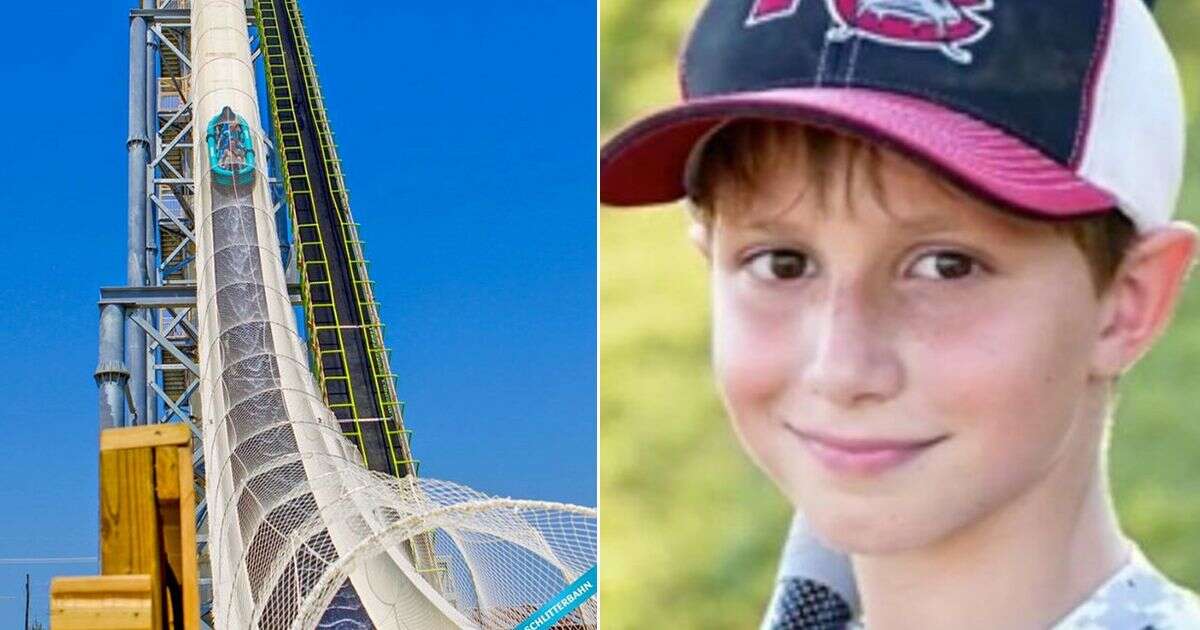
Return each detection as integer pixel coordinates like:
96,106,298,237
0,2,596,625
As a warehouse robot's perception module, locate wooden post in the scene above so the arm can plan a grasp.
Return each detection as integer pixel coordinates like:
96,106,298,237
51,424,199,630
50,575,153,630
100,439,161,629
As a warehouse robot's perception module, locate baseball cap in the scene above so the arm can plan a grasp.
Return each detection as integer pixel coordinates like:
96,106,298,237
600,0,1185,232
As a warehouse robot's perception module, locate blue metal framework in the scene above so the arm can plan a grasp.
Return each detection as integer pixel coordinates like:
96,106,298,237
97,2,284,626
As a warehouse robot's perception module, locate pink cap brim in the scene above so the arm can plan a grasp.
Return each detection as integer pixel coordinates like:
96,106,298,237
600,87,1115,218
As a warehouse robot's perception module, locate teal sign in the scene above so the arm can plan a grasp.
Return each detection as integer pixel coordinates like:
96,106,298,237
515,565,598,630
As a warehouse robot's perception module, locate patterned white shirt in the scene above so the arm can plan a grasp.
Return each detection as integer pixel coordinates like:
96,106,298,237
766,544,1200,629
1048,544,1200,630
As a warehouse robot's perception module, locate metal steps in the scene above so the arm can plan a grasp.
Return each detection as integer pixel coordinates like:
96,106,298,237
255,0,418,479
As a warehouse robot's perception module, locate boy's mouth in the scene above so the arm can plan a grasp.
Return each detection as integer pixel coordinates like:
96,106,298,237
783,423,948,476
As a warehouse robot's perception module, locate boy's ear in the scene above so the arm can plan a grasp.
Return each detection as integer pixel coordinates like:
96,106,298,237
689,220,713,260
1092,222,1198,377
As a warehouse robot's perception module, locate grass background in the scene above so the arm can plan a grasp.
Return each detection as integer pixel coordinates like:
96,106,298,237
600,2,1200,628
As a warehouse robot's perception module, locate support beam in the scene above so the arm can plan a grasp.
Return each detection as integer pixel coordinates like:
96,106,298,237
127,13,150,425
151,24,191,71
146,22,160,426
130,314,199,378
100,284,303,307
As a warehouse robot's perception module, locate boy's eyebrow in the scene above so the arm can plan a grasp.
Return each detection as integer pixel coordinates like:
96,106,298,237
724,208,969,236
886,211,969,234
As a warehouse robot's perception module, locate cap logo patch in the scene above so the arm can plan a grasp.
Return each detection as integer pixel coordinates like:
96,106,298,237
825,0,993,64
746,0,803,26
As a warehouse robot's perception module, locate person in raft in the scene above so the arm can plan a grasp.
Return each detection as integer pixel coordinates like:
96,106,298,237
600,0,1200,627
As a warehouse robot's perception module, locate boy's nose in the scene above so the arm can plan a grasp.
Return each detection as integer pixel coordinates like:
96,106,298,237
800,287,903,409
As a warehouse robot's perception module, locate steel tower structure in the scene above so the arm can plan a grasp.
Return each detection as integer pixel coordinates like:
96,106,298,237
98,1,425,624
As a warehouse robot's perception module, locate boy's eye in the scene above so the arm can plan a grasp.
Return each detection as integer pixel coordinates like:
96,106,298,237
909,250,978,280
747,250,814,281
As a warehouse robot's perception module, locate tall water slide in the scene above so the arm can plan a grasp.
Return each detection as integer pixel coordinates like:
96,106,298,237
191,1,596,627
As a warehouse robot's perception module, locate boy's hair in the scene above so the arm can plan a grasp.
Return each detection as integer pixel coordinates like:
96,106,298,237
689,121,1136,294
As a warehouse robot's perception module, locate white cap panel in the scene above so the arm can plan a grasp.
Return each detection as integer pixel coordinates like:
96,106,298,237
1077,0,1185,231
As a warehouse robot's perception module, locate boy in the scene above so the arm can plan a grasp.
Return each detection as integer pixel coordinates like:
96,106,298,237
601,0,1200,628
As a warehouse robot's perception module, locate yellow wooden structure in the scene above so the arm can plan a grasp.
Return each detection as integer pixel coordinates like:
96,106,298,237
49,424,200,630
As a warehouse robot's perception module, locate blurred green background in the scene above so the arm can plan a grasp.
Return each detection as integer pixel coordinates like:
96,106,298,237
600,2,1200,628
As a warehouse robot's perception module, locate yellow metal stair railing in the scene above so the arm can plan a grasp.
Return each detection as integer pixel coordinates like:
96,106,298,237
254,0,444,591
281,0,419,479
255,0,371,465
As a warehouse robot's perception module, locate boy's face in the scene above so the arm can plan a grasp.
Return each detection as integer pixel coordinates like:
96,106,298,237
706,134,1111,554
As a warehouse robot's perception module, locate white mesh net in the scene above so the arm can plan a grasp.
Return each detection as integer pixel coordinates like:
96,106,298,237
190,2,596,627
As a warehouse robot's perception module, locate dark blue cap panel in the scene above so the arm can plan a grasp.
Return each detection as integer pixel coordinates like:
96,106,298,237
682,0,1111,165
683,1,832,96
